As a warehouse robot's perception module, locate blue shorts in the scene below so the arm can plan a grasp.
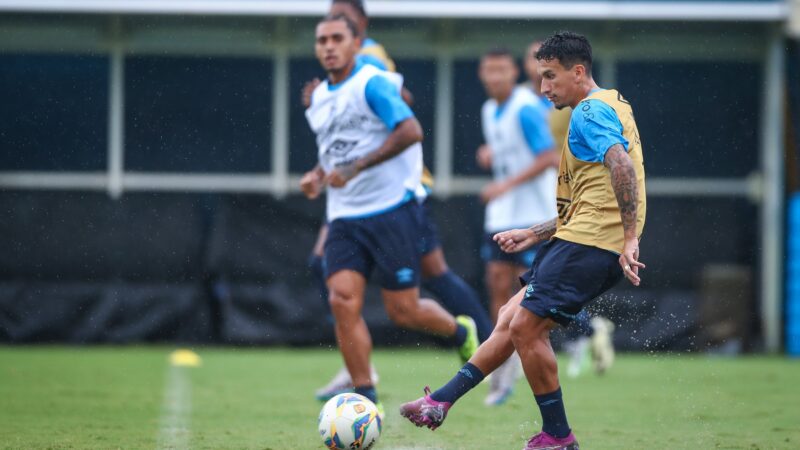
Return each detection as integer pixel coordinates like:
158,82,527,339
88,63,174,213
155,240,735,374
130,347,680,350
519,238,623,327
418,200,441,256
325,200,424,291
481,232,538,267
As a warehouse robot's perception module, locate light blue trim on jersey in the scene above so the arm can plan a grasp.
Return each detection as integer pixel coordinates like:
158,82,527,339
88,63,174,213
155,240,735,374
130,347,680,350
327,60,365,92
519,103,555,155
568,96,628,163
339,190,415,220
356,53,388,71
494,99,510,120
365,74,414,130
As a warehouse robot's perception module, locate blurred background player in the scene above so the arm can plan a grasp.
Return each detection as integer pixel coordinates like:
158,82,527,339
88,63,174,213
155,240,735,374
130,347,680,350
307,0,492,401
524,40,616,378
301,13,478,412
400,31,647,449
474,47,559,405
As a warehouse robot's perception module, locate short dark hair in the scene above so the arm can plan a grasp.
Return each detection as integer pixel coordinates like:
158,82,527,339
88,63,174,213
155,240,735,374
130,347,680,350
318,13,360,38
332,0,367,18
482,47,516,63
535,31,592,73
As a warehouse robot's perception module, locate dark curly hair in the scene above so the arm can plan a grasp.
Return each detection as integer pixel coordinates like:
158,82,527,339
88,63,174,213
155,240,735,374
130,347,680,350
332,0,367,18
535,31,592,74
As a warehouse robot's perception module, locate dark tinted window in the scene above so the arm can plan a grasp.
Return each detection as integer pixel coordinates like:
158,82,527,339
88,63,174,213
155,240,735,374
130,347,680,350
288,57,323,173
617,61,760,177
0,54,108,171
452,59,485,175
125,56,272,172
396,58,436,171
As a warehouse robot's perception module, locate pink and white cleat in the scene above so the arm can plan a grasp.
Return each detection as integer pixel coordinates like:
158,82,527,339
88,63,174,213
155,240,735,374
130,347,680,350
398,387,452,430
523,431,580,449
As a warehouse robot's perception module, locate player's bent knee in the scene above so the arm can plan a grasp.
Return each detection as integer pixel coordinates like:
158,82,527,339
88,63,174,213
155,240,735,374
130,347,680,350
328,290,360,315
509,309,536,344
494,304,515,333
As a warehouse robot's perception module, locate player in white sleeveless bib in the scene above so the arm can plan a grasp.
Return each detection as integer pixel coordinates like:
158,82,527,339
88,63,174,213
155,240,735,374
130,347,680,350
299,14,477,411
306,0,488,403
475,48,560,406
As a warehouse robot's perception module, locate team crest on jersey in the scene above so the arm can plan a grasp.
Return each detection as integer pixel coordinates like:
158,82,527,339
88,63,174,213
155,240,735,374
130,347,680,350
326,139,358,158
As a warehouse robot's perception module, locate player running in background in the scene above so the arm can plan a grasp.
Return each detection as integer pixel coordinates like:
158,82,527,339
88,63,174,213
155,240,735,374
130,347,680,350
524,40,617,378
474,48,559,405
307,0,492,401
400,31,647,449
301,14,478,414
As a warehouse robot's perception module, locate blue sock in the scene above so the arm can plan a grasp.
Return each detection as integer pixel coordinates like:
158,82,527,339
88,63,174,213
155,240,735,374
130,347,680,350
308,254,332,322
354,385,378,404
430,362,484,403
423,271,493,342
535,387,571,438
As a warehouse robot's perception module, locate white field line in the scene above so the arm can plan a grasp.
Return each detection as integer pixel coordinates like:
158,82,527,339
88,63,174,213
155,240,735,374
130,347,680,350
156,365,191,450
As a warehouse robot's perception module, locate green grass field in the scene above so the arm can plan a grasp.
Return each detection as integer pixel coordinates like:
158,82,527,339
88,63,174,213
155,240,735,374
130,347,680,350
1,347,798,450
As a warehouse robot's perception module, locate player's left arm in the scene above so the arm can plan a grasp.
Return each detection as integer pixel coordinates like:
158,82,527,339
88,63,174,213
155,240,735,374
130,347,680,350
481,104,560,203
493,218,557,253
326,75,422,188
604,144,645,286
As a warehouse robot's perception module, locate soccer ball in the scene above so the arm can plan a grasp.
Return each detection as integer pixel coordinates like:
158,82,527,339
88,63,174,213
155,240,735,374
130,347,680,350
318,393,382,449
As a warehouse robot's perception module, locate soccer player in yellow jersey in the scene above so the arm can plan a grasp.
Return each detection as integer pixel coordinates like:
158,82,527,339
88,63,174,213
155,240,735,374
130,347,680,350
306,0,491,402
401,31,646,449
525,40,617,378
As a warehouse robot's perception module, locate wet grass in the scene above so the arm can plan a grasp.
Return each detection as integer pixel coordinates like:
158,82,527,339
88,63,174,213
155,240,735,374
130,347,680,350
0,346,798,449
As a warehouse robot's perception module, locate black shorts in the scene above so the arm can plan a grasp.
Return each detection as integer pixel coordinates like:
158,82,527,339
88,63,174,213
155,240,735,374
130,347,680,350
418,200,441,256
481,232,539,268
519,238,623,327
325,200,424,291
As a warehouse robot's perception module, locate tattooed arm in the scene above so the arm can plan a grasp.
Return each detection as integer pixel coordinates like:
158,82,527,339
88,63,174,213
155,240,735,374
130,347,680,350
493,218,557,253
604,144,645,286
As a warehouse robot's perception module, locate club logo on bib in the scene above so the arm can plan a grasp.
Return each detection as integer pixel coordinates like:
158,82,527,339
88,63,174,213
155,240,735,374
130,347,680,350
326,139,358,158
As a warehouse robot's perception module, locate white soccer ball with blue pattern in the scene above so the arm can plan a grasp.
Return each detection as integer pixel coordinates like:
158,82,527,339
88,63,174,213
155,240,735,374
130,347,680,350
318,393,381,449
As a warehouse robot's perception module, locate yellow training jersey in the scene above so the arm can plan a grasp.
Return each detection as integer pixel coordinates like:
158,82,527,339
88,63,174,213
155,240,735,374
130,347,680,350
553,89,646,254
549,106,572,152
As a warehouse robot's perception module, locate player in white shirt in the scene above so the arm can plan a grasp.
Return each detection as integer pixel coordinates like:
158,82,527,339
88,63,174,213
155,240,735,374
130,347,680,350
307,0,490,403
300,14,477,410
475,48,560,405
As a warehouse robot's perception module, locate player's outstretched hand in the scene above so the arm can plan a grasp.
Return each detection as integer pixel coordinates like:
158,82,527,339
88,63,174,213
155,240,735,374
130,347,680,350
493,228,536,253
301,78,321,108
619,238,645,286
300,169,324,199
